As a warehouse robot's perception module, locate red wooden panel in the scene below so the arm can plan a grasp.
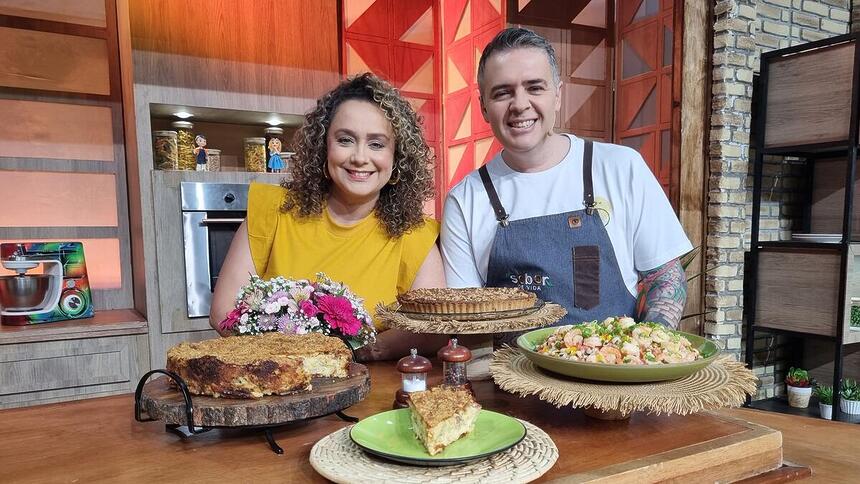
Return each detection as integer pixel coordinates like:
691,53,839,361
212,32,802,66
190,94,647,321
392,46,434,88
444,0,469,45
347,0,391,38
447,140,474,187
472,0,501,31
346,37,392,79
393,0,434,40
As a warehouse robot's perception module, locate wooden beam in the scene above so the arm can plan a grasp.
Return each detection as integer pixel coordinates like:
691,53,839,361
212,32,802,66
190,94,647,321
679,0,711,334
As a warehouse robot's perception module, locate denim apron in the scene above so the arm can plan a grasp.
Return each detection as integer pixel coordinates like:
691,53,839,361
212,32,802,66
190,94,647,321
482,140,637,336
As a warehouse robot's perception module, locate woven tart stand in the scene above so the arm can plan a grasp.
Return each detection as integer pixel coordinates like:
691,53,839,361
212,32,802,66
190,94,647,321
135,362,370,453
491,347,758,419
309,419,558,483
376,303,567,380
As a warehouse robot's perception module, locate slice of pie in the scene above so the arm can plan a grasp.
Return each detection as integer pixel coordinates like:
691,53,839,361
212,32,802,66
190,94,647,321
408,386,481,455
397,287,537,314
166,332,351,398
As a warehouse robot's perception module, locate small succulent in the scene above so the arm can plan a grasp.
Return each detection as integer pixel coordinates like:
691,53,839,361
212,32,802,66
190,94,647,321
813,385,833,405
840,379,860,401
785,367,811,388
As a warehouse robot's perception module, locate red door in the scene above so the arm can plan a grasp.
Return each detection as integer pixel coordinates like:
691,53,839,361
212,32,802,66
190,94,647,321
615,0,674,194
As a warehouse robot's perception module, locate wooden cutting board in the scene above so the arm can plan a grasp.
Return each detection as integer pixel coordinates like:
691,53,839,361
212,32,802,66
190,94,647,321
138,361,369,427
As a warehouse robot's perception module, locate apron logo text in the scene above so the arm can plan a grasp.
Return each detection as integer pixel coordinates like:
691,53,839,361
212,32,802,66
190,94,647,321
509,272,552,292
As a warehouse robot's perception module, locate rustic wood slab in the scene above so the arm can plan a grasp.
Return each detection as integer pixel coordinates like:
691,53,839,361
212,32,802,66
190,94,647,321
139,362,369,427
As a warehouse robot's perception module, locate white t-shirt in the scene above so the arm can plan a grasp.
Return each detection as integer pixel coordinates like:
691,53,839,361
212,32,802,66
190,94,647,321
440,134,692,298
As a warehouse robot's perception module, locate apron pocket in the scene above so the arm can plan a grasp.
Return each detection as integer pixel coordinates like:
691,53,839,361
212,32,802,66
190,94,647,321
572,245,600,310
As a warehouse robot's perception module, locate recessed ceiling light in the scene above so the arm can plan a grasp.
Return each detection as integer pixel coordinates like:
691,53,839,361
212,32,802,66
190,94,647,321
173,111,193,119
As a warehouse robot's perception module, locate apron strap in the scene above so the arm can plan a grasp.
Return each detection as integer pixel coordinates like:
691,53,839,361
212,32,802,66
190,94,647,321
479,165,510,226
583,140,595,215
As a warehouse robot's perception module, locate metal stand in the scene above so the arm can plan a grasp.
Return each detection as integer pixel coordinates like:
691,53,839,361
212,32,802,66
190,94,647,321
135,369,211,435
135,369,360,454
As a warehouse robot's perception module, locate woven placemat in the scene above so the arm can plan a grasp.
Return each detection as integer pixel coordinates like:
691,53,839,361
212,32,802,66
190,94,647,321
309,419,558,484
375,303,566,334
491,347,758,416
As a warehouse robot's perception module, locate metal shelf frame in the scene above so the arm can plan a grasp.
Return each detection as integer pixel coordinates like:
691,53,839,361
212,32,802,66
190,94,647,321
745,32,860,422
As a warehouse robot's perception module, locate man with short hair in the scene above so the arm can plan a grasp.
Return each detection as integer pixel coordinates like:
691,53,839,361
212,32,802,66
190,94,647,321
441,28,691,328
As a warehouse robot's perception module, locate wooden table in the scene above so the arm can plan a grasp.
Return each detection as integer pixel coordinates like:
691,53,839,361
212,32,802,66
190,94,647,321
2,361,857,483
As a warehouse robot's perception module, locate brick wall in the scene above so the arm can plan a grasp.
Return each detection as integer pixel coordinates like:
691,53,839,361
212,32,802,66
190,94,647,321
708,0,851,399
854,0,860,30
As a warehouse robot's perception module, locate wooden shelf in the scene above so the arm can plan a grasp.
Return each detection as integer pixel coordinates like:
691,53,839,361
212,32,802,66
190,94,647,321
749,397,860,424
0,309,147,345
760,141,856,156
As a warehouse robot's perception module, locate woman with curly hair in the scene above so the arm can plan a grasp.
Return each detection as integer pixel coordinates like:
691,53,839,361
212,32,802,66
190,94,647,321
210,73,447,360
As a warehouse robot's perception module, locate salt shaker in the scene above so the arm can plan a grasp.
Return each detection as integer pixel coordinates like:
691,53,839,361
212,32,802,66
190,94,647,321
393,348,431,409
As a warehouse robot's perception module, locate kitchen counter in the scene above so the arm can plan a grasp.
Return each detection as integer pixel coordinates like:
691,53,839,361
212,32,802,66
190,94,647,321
2,360,857,483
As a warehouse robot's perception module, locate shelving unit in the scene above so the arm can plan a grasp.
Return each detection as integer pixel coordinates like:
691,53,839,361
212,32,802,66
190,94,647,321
149,103,303,173
746,32,860,422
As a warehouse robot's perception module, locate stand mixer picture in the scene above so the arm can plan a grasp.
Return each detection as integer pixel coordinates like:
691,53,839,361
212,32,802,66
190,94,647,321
0,242,94,325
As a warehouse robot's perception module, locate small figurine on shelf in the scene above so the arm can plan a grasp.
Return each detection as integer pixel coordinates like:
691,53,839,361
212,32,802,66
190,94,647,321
268,137,284,173
193,135,208,171
438,338,472,393
393,348,431,409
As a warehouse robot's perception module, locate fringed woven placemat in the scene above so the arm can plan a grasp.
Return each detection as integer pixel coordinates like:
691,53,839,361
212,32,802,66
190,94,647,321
491,347,758,416
375,303,567,334
309,419,558,484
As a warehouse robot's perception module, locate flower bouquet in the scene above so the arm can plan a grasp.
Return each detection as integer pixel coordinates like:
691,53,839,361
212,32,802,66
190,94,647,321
218,272,377,349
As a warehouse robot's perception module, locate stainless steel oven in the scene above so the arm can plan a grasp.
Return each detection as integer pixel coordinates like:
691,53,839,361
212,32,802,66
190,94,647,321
181,182,248,318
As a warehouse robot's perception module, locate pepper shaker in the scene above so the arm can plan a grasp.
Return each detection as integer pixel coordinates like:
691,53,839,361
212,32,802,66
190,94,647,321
438,338,473,393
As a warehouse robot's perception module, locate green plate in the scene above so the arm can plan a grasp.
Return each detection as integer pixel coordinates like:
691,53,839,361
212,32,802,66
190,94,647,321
516,326,721,383
349,408,526,466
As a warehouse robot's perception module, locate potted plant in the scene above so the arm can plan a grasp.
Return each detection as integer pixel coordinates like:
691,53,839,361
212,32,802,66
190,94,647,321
813,385,833,420
839,378,860,415
785,367,813,408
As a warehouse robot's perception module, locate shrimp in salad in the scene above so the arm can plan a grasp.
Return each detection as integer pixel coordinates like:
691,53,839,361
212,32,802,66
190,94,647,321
535,316,701,365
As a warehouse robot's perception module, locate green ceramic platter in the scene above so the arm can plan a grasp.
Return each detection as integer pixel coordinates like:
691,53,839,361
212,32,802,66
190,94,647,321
516,326,721,383
349,408,526,466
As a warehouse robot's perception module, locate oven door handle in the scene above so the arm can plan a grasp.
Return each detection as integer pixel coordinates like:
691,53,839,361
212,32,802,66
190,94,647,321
200,218,245,225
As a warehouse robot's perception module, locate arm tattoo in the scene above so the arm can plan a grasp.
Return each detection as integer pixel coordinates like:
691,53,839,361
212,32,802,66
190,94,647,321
635,258,687,328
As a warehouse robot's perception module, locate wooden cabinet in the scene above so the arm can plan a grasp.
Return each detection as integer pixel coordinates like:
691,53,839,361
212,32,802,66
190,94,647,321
746,32,860,422
0,310,148,409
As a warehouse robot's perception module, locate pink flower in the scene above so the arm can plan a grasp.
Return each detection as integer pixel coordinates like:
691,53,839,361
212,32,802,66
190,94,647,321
218,304,247,333
316,294,362,336
299,300,319,319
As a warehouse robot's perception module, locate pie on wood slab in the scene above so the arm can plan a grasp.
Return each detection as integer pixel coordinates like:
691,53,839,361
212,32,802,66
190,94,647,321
166,332,351,398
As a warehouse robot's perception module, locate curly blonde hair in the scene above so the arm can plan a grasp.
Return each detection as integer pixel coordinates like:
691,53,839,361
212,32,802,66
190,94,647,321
282,73,435,238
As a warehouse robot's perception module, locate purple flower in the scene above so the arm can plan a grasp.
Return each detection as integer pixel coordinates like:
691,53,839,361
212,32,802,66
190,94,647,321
275,315,294,333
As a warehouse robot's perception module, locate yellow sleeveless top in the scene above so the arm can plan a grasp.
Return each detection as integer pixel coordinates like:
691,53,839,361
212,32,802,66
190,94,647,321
246,183,439,330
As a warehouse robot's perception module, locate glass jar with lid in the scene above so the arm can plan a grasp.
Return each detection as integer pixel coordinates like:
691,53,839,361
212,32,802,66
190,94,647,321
171,120,196,171
244,137,266,172
205,148,221,172
152,130,178,170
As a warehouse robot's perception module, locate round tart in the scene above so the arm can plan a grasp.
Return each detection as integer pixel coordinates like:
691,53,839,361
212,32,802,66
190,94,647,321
397,287,537,314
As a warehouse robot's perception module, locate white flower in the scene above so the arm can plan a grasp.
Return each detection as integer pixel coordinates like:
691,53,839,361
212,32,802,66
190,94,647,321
264,301,281,314
240,313,249,323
